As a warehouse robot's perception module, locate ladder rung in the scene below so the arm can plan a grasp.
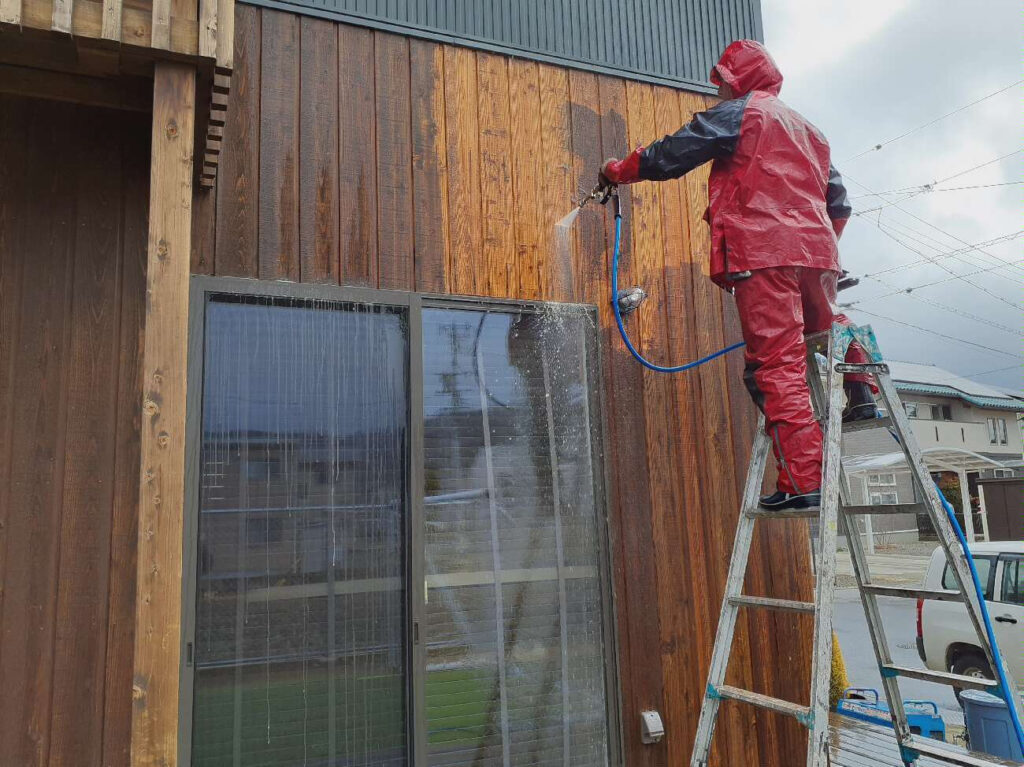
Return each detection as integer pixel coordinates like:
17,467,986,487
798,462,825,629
861,585,963,602
745,506,819,519
714,685,811,723
842,503,922,516
906,734,1022,767
881,664,999,691
728,595,816,614
835,362,888,375
841,416,893,434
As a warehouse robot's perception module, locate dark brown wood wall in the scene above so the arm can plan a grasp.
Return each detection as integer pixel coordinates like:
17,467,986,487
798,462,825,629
0,94,148,767
191,7,818,765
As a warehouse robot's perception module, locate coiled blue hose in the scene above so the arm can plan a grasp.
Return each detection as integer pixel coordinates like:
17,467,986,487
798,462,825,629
611,208,746,372
608,197,1024,752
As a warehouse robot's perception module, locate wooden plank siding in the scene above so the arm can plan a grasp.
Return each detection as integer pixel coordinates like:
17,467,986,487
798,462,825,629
188,10,817,765
0,94,149,767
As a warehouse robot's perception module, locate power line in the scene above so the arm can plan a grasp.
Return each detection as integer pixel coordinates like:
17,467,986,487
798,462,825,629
874,220,1024,278
844,258,1024,304
865,220,1024,311
917,363,1022,384
850,181,1024,199
850,308,1021,359
842,79,1024,162
862,229,1024,277
862,274,1023,336
875,216,1024,278
851,151,1023,217
845,172,1024,298
876,211,1024,278
932,149,1023,186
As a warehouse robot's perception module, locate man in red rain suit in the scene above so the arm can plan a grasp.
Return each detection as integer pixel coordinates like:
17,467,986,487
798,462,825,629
602,39,876,511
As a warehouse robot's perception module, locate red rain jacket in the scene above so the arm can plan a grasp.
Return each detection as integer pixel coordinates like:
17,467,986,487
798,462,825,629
605,40,851,288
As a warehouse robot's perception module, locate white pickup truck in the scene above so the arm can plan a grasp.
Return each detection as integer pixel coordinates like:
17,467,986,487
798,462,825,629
917,541,1024,695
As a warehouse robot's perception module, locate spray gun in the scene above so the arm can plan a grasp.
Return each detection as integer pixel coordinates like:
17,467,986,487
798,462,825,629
576,179,649,317
579,177,617,209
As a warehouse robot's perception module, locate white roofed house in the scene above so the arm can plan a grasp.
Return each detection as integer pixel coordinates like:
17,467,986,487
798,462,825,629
841,361,1024,549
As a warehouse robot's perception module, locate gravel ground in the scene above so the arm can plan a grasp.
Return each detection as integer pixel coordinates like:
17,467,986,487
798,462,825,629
873,540,943,557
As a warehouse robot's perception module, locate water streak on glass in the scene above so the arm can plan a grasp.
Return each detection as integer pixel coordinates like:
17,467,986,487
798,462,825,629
422,305,611,767
193,295,409,767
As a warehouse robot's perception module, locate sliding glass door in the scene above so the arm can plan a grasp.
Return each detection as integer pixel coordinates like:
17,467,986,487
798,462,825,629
186,281,618,767
192,296,409,767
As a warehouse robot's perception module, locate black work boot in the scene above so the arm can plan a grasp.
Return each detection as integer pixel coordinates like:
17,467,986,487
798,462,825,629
759,488,821,511
842,381,878,424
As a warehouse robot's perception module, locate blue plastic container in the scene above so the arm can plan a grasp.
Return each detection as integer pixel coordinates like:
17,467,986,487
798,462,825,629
960,690,1024,761
835,688,946,741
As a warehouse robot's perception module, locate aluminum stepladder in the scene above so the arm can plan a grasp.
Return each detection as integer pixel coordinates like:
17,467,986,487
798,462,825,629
690,323,1024,767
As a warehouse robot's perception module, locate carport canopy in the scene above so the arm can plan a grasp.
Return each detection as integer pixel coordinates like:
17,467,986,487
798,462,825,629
842,447,1003,542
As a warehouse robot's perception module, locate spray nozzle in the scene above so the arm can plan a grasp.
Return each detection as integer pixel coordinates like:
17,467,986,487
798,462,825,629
578,179,617,209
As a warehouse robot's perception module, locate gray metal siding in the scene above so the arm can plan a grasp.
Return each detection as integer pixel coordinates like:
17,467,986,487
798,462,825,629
242,0,763,92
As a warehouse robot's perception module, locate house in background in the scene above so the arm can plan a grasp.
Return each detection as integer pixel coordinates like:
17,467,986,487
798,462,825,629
843,361,1024,548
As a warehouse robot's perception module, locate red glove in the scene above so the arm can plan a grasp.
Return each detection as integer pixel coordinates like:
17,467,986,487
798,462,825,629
601,147,644,185
832,217,849,239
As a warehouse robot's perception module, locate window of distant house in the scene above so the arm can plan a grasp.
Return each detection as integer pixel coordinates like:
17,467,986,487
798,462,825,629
188,287,617,767
867,473,898,505
937,405,952,421
904,402,933,419
988,417,1009,445
869,491,899,505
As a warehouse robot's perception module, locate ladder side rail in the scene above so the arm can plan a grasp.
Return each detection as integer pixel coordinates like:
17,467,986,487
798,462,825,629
805,334,845,767
875,371,1024,727
690,415,773,767
815,355,916,753
837,494,916,750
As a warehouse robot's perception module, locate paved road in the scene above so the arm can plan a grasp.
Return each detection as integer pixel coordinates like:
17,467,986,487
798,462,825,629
834,587,964,727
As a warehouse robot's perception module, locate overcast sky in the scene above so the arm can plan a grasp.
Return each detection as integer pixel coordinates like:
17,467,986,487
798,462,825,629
761,0,1022,391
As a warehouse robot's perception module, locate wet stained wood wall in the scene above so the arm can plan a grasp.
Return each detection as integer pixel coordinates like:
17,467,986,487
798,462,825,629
0,95,149,767
191,6,818,765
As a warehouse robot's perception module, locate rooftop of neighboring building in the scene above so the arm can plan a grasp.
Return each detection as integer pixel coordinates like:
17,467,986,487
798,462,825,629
887,361,1024,412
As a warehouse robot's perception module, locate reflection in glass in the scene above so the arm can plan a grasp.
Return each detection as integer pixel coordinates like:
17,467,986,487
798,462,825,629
422,306,611,767
192,296,408,767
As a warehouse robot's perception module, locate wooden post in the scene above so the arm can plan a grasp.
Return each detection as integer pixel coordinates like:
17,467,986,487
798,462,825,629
977,482,991,542
957,468,975,543
131,60,195,767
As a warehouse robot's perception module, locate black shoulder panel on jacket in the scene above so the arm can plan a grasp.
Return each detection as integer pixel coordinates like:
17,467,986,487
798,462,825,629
827,164,853,220
638,94,750,182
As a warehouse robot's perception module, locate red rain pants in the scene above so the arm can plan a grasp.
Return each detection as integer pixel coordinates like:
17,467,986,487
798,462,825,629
732,266,874,494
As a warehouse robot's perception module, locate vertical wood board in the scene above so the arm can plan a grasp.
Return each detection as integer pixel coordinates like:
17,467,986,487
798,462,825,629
130,61,195,767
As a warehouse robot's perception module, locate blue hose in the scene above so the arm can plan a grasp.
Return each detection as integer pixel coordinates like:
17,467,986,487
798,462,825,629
885,432,1024,753
936,485,1024,751
611,208,745,372
608,196,1024,751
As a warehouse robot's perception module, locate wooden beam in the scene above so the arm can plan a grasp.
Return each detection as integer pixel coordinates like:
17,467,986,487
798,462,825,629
130,60,195,767
214,0,232,69
100,0,121,41
151,0,169,49
51,0,72,32
197,0,214,57
0,0,21,24
0,63,151,111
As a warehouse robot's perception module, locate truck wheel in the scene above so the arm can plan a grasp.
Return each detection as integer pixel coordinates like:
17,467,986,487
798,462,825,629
951,652,993,704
